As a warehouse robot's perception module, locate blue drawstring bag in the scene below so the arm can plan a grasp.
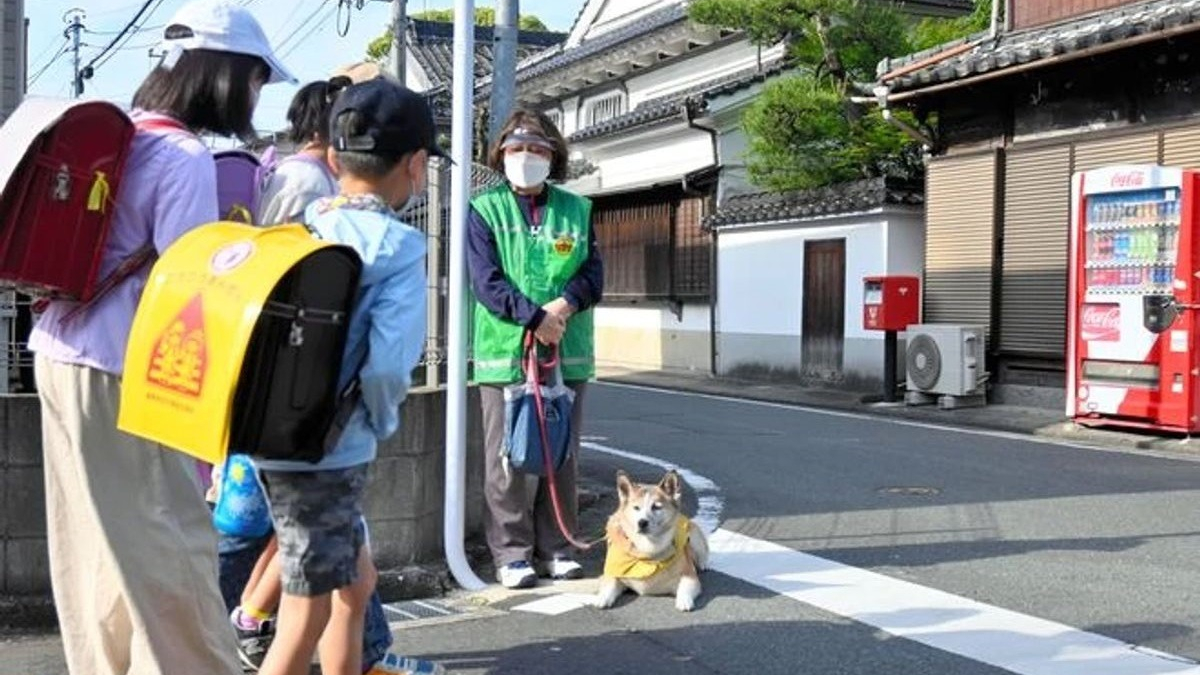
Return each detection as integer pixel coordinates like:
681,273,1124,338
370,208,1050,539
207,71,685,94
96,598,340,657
212,453,272,538
502,340,575,476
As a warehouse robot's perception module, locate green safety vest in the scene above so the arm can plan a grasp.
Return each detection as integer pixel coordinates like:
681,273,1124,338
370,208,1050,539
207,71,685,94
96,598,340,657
470,184,595,384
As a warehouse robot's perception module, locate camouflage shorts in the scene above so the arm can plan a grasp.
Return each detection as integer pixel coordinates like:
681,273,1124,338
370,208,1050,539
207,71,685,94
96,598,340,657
258,465,370,596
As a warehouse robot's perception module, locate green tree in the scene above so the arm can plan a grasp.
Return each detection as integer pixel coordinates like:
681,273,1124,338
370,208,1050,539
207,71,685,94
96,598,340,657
366,9,550,62
690,0,990,190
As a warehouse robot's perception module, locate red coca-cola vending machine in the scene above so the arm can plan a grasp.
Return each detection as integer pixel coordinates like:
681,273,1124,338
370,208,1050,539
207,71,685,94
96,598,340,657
1068,164,1199,432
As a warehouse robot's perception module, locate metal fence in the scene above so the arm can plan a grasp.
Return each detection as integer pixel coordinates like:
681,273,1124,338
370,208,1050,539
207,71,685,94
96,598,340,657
2,160,507,395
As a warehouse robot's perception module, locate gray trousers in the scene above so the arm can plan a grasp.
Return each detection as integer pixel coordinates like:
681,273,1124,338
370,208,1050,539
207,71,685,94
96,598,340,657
480,382,587,567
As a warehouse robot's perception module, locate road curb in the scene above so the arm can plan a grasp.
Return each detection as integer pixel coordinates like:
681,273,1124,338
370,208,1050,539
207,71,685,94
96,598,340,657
597,373,1200,458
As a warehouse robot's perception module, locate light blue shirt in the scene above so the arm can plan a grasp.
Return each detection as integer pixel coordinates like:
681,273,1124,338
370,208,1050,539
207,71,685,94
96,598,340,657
254,196,428,472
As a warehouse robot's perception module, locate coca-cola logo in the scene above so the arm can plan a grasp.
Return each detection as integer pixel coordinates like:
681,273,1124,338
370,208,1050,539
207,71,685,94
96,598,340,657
1081,303,1120,342
1110,172,1146,188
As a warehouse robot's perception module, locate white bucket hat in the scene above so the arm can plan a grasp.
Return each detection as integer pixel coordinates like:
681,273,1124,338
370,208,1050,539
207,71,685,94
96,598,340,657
160,0,296,84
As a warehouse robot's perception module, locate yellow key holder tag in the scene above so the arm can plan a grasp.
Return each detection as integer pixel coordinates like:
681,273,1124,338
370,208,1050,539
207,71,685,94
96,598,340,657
118,221,345,465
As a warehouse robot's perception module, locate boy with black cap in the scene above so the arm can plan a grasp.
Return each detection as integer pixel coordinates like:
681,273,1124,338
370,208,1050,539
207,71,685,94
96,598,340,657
253,78,440,675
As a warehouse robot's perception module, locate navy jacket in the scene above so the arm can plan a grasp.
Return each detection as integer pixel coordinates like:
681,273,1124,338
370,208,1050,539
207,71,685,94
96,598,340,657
467,188,604,331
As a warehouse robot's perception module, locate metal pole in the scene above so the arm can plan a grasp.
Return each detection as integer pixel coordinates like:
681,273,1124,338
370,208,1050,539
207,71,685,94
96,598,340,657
68,13,83,98
425,160,444,389
489,0,518,142
391,0,407,84
444,0,486,591
883,330,898,403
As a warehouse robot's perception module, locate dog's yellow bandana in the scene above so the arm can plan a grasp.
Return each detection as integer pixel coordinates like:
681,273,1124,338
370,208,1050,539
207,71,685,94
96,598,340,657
603,516,692,580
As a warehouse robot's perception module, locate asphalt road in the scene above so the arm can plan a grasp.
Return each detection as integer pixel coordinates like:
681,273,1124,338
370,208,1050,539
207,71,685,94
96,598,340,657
10,382,1200,674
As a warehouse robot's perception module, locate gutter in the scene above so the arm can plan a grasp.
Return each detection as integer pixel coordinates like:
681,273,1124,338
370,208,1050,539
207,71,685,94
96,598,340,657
869,83,935,149
682,102,721,375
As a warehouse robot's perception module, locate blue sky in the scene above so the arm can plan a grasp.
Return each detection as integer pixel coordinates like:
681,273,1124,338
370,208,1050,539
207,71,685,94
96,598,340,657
25,0,585,132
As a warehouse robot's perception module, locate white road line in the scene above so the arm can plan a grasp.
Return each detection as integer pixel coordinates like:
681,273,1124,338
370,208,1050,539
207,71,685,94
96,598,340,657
582,439,723,535
595,381,1200,461
585,437,1200,675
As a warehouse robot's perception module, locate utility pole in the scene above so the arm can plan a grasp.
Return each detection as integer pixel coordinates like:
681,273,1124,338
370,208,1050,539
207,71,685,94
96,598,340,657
489,0,517,143
391,0,407,84
64,9,84,98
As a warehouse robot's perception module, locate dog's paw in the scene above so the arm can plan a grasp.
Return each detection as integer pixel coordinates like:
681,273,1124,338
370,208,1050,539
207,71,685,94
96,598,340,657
674,593,696,612
595,579,623,609
675,577,701,612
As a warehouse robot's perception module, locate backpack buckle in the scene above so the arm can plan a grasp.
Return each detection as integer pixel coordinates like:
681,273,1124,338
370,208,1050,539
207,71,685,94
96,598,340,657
289,321,304,347
51,165,71,202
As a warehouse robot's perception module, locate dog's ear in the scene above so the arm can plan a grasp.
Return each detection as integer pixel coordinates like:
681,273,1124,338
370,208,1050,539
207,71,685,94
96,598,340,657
616,471,634,501
658,470,682,500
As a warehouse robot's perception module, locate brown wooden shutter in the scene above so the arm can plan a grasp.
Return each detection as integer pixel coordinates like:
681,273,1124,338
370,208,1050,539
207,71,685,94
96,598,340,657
999,144,1072,356
924,152,998,330
1163,126,1200,167
1072,131,1159,171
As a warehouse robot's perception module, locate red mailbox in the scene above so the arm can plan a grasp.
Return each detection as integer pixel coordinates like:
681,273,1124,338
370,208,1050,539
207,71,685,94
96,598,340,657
863,275,919,331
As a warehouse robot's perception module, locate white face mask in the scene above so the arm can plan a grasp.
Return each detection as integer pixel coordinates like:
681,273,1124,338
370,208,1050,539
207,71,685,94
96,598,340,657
504,152,552,189
396,178,424,215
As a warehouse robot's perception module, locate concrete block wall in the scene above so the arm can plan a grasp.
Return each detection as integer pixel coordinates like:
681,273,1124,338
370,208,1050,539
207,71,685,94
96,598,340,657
1,388,485,601
2,395,48,596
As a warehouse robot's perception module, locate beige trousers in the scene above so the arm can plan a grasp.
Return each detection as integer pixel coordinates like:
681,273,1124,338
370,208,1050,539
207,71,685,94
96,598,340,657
35,356,240,675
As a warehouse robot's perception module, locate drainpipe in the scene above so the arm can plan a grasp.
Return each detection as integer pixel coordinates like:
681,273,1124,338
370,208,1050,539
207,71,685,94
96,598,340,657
872,83,934,150
990,0,1001,39
682,102,720,374
445,0,487,592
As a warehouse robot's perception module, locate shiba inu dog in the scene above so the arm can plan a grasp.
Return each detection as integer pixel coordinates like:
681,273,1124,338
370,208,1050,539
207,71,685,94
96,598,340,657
595,470,709,612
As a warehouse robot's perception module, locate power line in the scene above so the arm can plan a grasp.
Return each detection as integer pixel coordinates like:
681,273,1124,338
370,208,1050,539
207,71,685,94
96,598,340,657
274,0,333,55
278,3,339,60
28,45,70,87
82,0,160,75
91,0,169,72
28,37,68,73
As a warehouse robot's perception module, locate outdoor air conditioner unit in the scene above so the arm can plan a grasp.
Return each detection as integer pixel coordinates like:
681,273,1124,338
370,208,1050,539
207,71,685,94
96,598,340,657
905,324,987,398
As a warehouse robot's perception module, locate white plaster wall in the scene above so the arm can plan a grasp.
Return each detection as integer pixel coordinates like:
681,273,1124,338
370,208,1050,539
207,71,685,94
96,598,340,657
714,210,928,379
594,304,712,372
885,212,927,283
628,41,770,106
559,96,583,137
580,126,713,193
585,0,678,40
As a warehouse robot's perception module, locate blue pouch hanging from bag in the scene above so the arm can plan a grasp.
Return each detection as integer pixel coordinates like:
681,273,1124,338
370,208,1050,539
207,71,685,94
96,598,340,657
503,336,575,476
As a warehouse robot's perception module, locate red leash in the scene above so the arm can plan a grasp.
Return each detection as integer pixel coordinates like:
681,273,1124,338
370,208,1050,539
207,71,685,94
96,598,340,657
524,333,601,551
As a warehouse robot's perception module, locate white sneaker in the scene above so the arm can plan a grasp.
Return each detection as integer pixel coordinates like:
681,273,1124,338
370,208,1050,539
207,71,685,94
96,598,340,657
540,556,584,580
497,561,537,589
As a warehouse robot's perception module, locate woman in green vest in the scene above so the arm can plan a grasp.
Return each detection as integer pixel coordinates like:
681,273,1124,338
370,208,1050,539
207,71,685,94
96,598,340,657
467,109,604,589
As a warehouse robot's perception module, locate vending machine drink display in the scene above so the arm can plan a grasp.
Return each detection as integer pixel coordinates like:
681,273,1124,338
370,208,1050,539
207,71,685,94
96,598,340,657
1067,164,1197,431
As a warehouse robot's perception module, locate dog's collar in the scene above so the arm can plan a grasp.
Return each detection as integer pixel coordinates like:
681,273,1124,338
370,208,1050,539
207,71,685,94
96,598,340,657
603,516,691,580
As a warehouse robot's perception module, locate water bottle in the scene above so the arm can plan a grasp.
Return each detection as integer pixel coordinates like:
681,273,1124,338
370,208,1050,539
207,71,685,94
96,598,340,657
213,454,272,538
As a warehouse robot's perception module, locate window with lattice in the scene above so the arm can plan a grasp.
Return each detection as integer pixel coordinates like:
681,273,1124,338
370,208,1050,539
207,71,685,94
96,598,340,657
583,92,626,128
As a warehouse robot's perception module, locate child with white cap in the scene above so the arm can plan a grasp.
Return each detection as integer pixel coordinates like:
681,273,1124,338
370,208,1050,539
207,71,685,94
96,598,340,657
26,2,293,674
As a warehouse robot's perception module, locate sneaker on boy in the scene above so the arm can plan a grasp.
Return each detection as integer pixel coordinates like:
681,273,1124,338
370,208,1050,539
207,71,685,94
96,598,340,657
366,652,447,674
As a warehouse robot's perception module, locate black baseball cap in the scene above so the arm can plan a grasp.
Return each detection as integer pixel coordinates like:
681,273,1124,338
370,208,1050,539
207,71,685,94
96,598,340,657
329,78,449,161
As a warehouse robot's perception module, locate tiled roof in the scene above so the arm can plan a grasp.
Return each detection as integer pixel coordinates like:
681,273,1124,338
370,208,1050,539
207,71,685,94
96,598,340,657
705,178,924,228
478,2,691,94
408,19,565,90
883,0,1200,94
568,59,790,142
